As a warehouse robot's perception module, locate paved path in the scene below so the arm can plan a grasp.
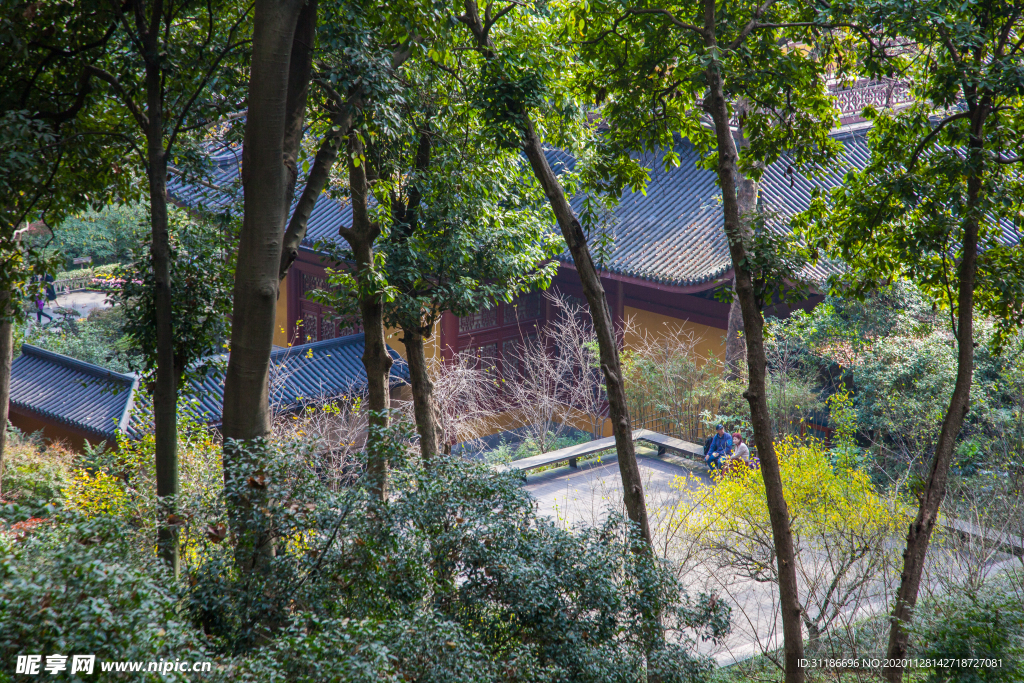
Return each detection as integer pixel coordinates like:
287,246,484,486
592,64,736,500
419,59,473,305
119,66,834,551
520,447,1021,667
33,290,110,326
524,445,711,530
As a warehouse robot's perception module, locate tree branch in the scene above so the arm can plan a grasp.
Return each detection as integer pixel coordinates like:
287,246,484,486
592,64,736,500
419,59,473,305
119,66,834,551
727,0,778,51
83,65,149,129
904,110,972,172
625,8,704,36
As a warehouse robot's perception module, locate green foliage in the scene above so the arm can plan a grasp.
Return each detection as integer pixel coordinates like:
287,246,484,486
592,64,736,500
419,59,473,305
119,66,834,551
801,0,1024,345
771,285,1024,481
183,424,729,680
1,4,135,324
476,59,549,150
562,0,841,199
49,204,148,269
484,430,594,467
910,578,1024,683
22,306,137,373
827,388,858,467
112,210,235,382
0,512,208,681
312,21,562,341
0,428,74,505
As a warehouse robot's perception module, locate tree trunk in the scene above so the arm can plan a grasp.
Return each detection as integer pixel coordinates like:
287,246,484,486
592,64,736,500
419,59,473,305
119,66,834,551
402,328,440,464
725,110,758,382
279,115,348,280
724,296,745,380
223,0,305,448
454,5,649,534
883,125,983,683
281,0,317,213
703,45,805,683
343,135,391,499
280,44,413,281
0,299,12,497
143,42,179,574
521,120,654,551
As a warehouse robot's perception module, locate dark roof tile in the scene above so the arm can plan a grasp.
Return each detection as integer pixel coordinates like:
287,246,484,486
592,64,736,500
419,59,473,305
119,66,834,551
11,345,137,440
181,333,410,426
170,129,1021,290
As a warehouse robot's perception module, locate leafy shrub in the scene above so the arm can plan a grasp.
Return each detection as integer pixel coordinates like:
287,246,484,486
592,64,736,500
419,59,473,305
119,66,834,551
0,430,73,504
910,576,1024,683
0,513,208,682
50,203,148,269
186,425,729,681
483,430,592,466
21,306,136,373
227,614,394,682
112,208,235,382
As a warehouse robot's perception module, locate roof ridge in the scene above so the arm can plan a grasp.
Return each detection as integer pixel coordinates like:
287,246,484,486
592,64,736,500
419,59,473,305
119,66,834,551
19,344,136,385
270,332,367,361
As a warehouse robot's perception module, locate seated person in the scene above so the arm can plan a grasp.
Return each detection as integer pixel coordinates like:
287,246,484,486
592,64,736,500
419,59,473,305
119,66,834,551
704,423,733,470
728,432,760,470
731,432,750,463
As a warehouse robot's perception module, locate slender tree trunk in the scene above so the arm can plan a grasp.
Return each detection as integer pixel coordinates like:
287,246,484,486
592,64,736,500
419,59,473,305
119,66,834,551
281,0,317,212
521,120,653,551
0,298,12,497
223,0,305,449
724,296,745,380
343,135,391,499
726,113,758,382
883,127,983,683
279,45,411,281
725,178,757,380
279,115,348,280
402,328,440,463
703,43,805,682
456,1,654,550
142,40,179,573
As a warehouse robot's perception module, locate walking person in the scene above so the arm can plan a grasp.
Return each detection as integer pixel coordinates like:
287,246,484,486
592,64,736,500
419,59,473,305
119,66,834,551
35,296,52,324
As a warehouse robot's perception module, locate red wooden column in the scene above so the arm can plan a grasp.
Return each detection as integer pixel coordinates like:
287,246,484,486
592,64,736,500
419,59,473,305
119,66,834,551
611,278,625,339
439,310,459,361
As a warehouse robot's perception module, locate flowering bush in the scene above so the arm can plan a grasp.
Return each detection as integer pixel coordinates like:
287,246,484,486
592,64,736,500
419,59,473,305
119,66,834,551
671,437,912,652
90,272,128,291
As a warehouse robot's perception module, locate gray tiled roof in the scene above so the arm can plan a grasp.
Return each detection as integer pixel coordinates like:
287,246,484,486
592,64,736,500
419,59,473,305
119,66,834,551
182,333,411,426
15,336,409,439
171,130,1020,289
559,134,873,287
11,344,138,440
170,135,871,288
167,148,353,254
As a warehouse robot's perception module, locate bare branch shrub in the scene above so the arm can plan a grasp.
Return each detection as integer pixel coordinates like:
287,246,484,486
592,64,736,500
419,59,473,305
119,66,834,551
502,293,604,453
268,355,367,490
423,349,501,453
763,327,826,438
620,316,723,442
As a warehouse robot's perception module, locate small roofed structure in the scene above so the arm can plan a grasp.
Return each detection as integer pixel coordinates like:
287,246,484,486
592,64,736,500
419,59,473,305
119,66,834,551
10,344,138,450
8,335,410,451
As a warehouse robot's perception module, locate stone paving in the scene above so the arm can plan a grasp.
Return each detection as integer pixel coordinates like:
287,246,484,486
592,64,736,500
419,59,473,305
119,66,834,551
521,446,1021,667
523,445,711,528
524,447,773,665
32,290,111,326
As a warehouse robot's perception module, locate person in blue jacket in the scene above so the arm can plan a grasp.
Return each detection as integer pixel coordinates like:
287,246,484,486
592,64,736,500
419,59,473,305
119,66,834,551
704,423,733,470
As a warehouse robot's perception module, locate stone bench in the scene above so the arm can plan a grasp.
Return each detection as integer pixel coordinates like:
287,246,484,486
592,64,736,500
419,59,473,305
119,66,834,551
496,429,706,474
